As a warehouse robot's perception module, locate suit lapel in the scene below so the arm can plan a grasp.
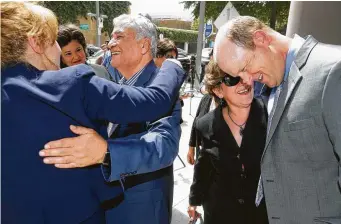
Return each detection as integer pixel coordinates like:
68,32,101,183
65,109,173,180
110,60,157,138
262,36,319,157
133,60,157,87
264,64,302,149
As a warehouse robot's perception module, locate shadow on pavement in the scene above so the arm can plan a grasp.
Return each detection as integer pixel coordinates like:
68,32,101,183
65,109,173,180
171,208,190,224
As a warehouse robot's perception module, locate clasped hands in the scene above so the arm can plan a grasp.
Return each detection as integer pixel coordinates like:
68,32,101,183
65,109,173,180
39,125,107,168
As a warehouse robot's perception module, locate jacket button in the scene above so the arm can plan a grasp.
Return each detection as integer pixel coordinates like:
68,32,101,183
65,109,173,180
237,199,244,204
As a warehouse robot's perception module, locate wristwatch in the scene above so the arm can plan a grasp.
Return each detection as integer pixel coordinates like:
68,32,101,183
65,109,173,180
102,151,111,167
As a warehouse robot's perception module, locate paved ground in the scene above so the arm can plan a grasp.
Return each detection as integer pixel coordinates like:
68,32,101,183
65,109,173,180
171,88,204,224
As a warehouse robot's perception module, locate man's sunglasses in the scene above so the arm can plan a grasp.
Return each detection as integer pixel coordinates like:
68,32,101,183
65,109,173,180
219,73,241,87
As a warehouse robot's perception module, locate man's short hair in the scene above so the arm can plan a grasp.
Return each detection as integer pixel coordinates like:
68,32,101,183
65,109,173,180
113,14,157,57
214,16,267,62
156,38,178,59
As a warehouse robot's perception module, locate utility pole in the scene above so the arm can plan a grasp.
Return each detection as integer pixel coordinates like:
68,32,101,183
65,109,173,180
195,1,206,78
96,1,100,47
88,1,107,47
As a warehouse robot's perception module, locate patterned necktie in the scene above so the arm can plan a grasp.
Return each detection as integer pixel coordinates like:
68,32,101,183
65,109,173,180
255,85,282,207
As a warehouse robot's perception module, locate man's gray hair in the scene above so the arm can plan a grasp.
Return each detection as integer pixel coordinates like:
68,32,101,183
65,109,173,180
113,14,157,57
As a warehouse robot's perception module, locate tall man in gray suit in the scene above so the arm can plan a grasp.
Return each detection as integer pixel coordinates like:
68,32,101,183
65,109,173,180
214,16,341,224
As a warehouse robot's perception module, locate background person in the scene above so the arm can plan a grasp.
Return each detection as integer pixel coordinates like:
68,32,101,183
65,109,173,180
154,38,178,67
57,24,112,80
188,61,268,224
214,16,341,224
187,61,218,165
1,2,185,223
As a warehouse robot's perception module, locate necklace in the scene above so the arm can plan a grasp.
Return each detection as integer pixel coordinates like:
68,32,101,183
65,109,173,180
227,110,246,136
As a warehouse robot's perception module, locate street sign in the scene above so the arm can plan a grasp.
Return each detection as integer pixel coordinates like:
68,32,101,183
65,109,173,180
214,2,240,29
79,24,89,30
204,24,213,37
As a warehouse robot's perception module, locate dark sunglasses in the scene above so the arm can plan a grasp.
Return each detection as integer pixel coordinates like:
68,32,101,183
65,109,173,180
219,73,241,87
165,54,175,59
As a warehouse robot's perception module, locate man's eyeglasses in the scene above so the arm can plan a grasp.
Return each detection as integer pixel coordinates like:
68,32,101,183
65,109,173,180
219,73,241,87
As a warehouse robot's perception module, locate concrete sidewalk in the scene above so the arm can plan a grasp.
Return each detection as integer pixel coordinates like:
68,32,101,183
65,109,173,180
171,90,204,224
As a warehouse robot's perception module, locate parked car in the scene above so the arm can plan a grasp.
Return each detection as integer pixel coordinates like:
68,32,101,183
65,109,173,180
199,47,213,82
87,49,104,64
176,48,191,73
201,47,213,65
86,44,101,56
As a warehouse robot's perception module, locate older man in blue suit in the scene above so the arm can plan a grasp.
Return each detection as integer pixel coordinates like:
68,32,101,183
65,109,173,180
1,3,185,224
39,14,182,224
40,14,182,224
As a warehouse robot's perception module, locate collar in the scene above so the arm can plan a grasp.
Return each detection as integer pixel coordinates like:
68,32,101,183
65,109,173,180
257,34,305,97
283,34,305,83
119,64,147,86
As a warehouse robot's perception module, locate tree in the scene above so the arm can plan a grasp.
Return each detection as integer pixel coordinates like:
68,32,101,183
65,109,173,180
191,18,208,31
40,1,131,34
181,1,290,31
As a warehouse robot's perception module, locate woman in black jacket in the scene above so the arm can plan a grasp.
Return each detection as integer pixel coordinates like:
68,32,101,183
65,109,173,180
187,94,215,165
188,61,268,224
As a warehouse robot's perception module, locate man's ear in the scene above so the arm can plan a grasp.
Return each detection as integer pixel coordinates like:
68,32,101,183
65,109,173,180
252,30,271,48
141,38,151,55
27,36,44,54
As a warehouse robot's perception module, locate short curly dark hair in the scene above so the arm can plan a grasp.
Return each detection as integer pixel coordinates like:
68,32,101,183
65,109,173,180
57,24,87,68
204,60,227,107
156,38,178,59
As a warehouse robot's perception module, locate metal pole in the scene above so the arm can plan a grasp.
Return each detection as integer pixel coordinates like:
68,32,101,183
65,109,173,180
195,1,205,77
96,1,100,47
286,1,341,45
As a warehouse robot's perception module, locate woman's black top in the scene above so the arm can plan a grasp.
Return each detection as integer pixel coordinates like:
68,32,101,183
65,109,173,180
188,94,213,158
189,98,268,224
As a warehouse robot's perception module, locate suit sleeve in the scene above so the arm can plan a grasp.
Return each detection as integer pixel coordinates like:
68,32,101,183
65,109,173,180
322,60,341,192
189,122,212,206
189,149,212,206
101,100,182,182
83,60,185,124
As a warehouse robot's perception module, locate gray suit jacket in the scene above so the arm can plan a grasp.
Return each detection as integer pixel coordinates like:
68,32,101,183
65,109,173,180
261,36,341,224
89,64,113,81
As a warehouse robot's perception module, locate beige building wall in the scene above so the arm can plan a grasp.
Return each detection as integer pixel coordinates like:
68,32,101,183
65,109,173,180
153,19,191,30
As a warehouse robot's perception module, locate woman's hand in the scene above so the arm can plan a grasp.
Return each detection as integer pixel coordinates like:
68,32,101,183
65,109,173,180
187,146,195,165
187,205,198,220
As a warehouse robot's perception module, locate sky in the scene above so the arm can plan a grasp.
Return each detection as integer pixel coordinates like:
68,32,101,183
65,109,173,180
129,0,194,21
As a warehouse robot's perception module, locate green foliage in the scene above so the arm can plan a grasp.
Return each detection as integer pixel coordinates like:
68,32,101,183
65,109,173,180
191,18,199,31
157,27,198,43
181,1,290,30
191,17,208,31
40,1,131,34
99,1,131,34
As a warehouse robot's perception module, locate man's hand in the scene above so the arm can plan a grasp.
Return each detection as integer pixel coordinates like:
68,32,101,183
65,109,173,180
187,146,195,165
39,125,107,168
